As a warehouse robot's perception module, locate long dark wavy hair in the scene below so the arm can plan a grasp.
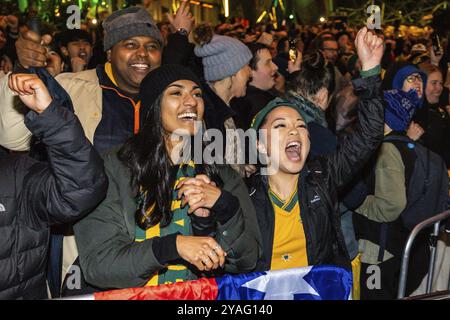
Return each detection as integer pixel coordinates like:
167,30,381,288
118,93,222,230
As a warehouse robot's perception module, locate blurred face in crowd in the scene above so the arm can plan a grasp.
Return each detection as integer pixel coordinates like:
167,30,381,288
45,50,64,77
402,72,423,98
231,64,252,98
425,71,443,104
321,39,339,65
159,23,171,46
337,34,353,53
274,72,286,94
259,107,310,175
311,26,319,34
64,39,93,64
269,40,278,57
161,80,204,136
109,36,162,94
250,48,278,91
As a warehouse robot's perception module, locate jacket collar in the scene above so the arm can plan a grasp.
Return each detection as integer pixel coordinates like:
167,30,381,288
97,64,140,102
246,85,277,98
250,167,311,197
286,91,328,128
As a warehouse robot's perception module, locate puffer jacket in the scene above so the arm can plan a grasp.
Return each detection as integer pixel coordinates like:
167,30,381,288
249,75,385,271
0,102,108,299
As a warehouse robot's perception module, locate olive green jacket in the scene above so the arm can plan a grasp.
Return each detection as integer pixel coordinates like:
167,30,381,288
74,151,262,289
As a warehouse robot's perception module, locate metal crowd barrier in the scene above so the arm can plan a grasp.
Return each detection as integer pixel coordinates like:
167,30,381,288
397,210,450,299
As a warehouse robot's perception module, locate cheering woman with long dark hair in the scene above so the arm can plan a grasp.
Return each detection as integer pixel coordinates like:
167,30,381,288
74,65,261,289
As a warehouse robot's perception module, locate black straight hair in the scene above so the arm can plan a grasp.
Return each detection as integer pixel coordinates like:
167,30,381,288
118,94,222,230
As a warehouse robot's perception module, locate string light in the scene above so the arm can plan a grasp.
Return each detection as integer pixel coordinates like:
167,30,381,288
223,0,229,18
256,11,267,23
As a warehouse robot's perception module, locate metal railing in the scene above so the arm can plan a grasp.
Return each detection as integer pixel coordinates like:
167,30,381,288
397,210,450,299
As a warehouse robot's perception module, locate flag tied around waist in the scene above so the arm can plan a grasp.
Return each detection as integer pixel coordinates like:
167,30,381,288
94,265,353,300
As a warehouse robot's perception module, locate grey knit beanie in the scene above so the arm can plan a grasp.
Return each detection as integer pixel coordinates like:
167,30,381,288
194,35,252,82
102,7,163,51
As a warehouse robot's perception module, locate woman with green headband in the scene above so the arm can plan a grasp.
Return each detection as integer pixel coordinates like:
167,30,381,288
248,28,385,283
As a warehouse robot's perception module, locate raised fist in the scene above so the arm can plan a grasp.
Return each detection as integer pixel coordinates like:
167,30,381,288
355,27,384,71
8,73,52,113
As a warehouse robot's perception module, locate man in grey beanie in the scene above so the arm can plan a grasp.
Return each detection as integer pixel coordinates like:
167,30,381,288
1,2,196,297
193,29,253,177
101,6,164,97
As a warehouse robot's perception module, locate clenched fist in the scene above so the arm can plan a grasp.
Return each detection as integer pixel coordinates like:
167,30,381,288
8,73,52,113
355,27,384,71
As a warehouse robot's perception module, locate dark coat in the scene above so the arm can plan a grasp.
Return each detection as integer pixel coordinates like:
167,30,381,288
413,89,450,168
249,75,385,271
0,102,108,299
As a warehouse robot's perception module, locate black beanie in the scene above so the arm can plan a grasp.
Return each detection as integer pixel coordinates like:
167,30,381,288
140,64,202,123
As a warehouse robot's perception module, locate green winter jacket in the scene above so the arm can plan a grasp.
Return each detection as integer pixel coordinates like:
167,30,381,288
74,150,262,289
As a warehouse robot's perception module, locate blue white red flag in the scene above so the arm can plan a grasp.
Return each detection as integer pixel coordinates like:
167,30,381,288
94,265,352,300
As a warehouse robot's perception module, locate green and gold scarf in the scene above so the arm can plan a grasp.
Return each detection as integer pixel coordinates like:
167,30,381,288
135,161,196,286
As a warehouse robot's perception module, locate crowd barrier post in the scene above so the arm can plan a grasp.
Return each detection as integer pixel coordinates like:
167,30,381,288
397,210,450,299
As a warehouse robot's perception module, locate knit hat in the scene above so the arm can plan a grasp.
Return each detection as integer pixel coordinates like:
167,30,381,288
194,35,252,81
102,7,163,51
392,64,427,91
140,64,202,123
250,98,307,131
383,89,421,131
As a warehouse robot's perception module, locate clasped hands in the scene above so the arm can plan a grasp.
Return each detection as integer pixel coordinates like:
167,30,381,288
176,174,221,217
175,175,226,272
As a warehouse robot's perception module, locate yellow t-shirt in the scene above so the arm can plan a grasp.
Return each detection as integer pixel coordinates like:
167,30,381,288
269,185,308,270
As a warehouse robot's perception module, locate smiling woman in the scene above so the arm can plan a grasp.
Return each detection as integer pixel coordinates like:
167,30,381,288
73,64,262,290
247,28,386,285
161,81,204,136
